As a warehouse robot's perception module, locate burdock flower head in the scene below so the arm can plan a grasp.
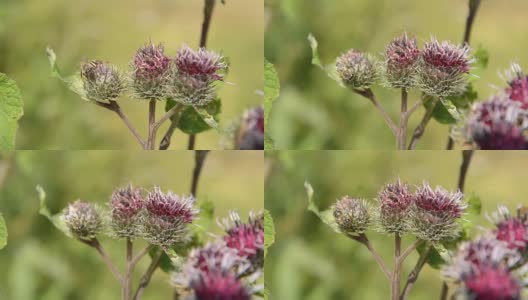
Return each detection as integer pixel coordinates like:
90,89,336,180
462,264,522,300
80,60,124,101
168,45,227,106
62,200,103,241
235,105,264,150
411,183,466,241
466,95,528,150
336,49,376,89
417,38,472,98
490,206,528,253
221,211,264,270
505,64,528,109
144,186,198,247
377,179,413,233
110,184,144,238
333,196,370,235
384,33,421,88
131,42,171,100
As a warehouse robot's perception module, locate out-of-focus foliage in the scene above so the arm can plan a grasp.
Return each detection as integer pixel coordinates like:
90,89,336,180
0,151,263,300
265,151,528,299
1,0,263,149
265,0,528,149
0,73,23,150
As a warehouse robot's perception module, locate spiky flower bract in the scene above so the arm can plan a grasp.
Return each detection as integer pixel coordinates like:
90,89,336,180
377,179,413,234
383,33,421,89
80,60,124,101
491,206,528,253
221,211,264,270
62,200,103,241
417,38,472,98
168,45,227,106
144,187,198,247
110,184,144,238
236,105,264,150
411,183,466,241
333,197,370,235
466,95,528,150
131,42,171,100
336,49,376,89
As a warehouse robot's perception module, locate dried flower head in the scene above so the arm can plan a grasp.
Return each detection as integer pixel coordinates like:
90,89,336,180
62,200,103,241
412,183,466,241
336,49,376,89
168,45,227,106
236,105,264,150
131,42,171,100
491,206,528,253
221,211,264,270
144,187,198,247
384,33,421,88
110,184,144,238
466,95,528,150
377,179,413,233
417,38,472,98
80,60,124,101
333,197,370,235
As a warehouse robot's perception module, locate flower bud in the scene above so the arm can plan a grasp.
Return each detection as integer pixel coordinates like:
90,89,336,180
62,200,103,241
80,60,124,101
235,105,264,150
336,49,376,89
333,197,370,235
168,45,227,106
221,211,264,270
417,38,472,98
412,183,466,241
491,206,528,253
131,42,171,100
377,179,413,234
144,187,198,247
110,184,144,238
466,95,528,150
384,33,420,88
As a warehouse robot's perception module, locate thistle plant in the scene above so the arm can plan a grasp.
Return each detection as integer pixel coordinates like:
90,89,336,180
306,179,468,300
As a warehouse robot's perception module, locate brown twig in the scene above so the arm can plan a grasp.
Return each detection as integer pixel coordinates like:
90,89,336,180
408,98,439,149
133,251,163,300
190,150,210,196
94,100,146,149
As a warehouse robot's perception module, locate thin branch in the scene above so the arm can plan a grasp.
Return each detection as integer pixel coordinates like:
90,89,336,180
353,88,398,136
407,98,439,150
124,238,133,300
187,134,197,150
392,234,402,300
190,150,210,196
400,244,431,300
159,122,178,150
397,239,423,265
349,233,392,280
130,244,155,269
94,100,146,148
398,89,409,150
132,251,163,300
84,239,124,285
405,94,428,118
147,100,157,150
458,150,474,193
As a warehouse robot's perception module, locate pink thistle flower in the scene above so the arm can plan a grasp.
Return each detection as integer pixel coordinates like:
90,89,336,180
131,42,171,100
377,179,413,233
333,196,370,234
384,33,420,88
491,206,528,253
110,184,144,238
80,60,124,101
336,49,376,88
463,264,521,300
191,271,251,300
62,200,103,241
175,45,226,81
505,64,528,108
221,211,264,269
236,105,264,150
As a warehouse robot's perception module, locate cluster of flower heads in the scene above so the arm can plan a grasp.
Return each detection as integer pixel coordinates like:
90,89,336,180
333,180,467,241
336,33,473,98
173,212,264,300
464,64,528,150
235,105,264,150
443,206,528,300
62,184,198,247
80,42,227,106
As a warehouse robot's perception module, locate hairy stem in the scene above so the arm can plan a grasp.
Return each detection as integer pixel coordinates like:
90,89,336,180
349,233,392,280
408,98,439,149
392,234,402,300
94,100,146,149
84,239,124,285
400,244,431,300
398,89,408,150
353,88,398,136
124,238,133,300
133,251,163,300
147,100,157,150
149,103,185,150
398,239,423,265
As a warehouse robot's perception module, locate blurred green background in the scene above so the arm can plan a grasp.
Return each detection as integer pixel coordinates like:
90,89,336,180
0,0,263,149
265,150,528,299
265,0,528,149
0,150,263,300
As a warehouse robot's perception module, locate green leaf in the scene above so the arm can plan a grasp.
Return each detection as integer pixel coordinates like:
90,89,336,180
264,59,280,150
417,242,445,269
473,45,489,70
429,83,478,124
264,209,275,258
36,185,72,238
0,73,23,150
305,182,341,234
46,47,89,101
439,98,462,121
307,34,345,87
193,106,221,132
166,98,222,135
0,213,7,250
149,247,176,273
